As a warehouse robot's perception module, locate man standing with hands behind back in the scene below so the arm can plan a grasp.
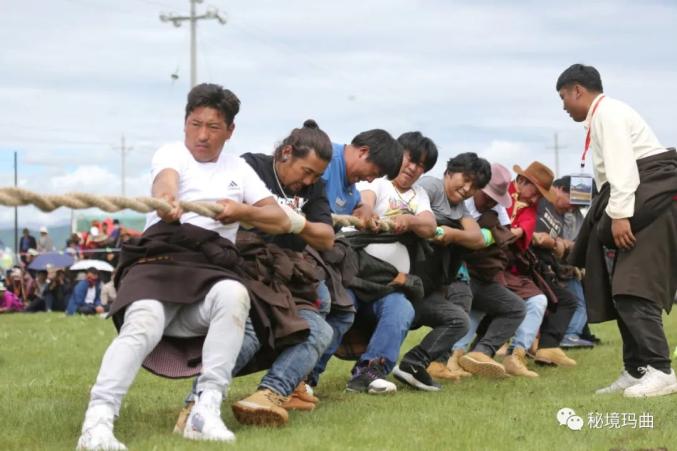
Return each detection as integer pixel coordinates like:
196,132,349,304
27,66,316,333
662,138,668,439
557,64,677,398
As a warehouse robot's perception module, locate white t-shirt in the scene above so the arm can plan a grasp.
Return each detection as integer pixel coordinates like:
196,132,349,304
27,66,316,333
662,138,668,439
464,197,511,226
357,178,432,273
84,286,97,305
145,142,273,242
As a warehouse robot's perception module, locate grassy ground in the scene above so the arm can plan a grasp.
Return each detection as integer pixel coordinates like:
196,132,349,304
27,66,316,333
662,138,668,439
2,312,676,451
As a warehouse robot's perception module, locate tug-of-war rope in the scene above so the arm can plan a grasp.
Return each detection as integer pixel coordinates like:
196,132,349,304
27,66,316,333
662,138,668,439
0,187,397,232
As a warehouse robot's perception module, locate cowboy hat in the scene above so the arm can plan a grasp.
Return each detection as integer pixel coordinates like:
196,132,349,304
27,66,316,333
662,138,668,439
512,161,557,204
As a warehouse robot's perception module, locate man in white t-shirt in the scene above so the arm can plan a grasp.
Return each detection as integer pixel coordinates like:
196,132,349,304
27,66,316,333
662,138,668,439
346,132,437,394
77,84,292,450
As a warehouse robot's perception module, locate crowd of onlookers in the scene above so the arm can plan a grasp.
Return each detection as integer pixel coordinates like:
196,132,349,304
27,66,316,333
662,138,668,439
0,220,126,316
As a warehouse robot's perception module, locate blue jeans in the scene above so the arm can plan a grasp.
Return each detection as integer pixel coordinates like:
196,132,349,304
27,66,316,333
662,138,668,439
186,308,332,401
356,291,415,374
564,279,587,336
511,294,548,350
307,288,355,387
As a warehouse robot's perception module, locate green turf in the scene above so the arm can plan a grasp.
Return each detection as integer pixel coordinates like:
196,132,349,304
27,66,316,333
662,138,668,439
1,311,676,451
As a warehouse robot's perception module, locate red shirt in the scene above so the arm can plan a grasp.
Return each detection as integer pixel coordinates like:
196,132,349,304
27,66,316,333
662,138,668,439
507,182,537,251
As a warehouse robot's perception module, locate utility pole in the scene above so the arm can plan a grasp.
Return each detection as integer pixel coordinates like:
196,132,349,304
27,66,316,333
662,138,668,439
115,135,132,197
160,0,227,88
546,133,566,176
14,151,18,257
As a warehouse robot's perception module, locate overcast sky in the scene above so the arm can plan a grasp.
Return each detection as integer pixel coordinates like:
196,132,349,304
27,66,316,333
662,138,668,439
1,0,676,230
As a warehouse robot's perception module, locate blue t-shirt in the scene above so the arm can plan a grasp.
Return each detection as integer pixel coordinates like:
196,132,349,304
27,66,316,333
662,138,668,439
321,143,361,214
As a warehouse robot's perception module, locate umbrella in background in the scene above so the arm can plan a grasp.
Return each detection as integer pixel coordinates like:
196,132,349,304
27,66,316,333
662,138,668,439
70,259,115,272
28,252,75,271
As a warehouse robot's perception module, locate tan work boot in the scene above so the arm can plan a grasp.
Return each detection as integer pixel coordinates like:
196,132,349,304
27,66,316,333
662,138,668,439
446,349,472,378
459,351,507,378
232,389,289,426
534,347,577,367
427,361,461,381
503,348,539,378
280,395,315,411
292,382,319,404
495,343,510,358
173,401,194,434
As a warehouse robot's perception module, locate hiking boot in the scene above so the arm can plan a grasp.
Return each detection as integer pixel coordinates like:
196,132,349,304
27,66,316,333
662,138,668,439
534,347,577,367
427,361,461,381
495,343,509,358
346,359,397,394
595,370,642,394
76,404,127,451
393,362,441,391
459,351,507,378
183,389,235,442
292,382,319,404
503,348,538,378
623,366,677,398
560,335,595,349
280,396,316,411
232,389,289,427
446,349,472,378
173,401,194,435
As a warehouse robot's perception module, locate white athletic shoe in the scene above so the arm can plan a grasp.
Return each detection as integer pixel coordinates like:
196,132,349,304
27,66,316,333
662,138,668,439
76,404,127,451
623,366,677,398
183,389,235,443
595,370,642,394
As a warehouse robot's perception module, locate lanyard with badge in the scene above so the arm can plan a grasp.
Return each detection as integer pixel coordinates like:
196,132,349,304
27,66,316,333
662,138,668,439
568,95,605,207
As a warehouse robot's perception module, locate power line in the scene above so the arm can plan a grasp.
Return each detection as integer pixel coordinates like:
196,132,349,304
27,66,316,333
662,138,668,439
159,0,227,87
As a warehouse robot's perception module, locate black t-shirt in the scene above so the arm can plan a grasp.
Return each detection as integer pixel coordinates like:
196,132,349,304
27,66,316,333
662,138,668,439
241,152,332,251
535,197,565,239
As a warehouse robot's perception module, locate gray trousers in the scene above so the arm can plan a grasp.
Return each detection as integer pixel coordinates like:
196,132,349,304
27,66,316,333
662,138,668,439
402,281,472,368
88,280,250,415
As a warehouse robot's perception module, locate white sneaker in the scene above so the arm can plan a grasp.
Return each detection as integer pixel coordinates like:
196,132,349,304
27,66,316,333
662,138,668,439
76,404,127,451
183,389,235,443
368,378,397,394
624,366,677,398
595,370,642,394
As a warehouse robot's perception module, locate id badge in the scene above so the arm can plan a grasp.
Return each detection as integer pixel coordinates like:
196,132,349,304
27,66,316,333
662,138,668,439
568,173,594,206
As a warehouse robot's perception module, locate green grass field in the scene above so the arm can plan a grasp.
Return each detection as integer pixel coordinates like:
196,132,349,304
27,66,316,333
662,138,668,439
2,312,676,451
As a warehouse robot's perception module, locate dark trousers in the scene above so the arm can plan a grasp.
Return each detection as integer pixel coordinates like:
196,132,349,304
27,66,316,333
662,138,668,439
469,279,526,356
615,294,671,375
401,281,472,368
538,281,578,348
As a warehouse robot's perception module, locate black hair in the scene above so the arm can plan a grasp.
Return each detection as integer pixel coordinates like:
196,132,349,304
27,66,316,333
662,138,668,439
556,64,604,93
351,129,403,179
445,152,492,189
397,131,438,173
113,219,120,225
552,176,571,193
185,83,241,125
86,267,99,276
273,119,333,162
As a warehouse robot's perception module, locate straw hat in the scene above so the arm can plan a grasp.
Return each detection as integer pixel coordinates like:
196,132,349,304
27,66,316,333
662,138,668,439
512,161,557,203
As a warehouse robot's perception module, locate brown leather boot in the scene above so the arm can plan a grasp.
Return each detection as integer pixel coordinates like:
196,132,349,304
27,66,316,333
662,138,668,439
232,389,289,426
534,347,577,367
427,361,461,381
446,349,472,378
459,351,507,378
503,348,539,378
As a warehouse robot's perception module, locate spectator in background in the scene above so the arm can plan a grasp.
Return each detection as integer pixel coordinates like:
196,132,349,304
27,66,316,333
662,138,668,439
19,228,37,265
100,271,116,312
37,226,55,253
24,270,50,312
66,233,84,260
66,267,103,315
0,281,24,313
9,267,35,305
